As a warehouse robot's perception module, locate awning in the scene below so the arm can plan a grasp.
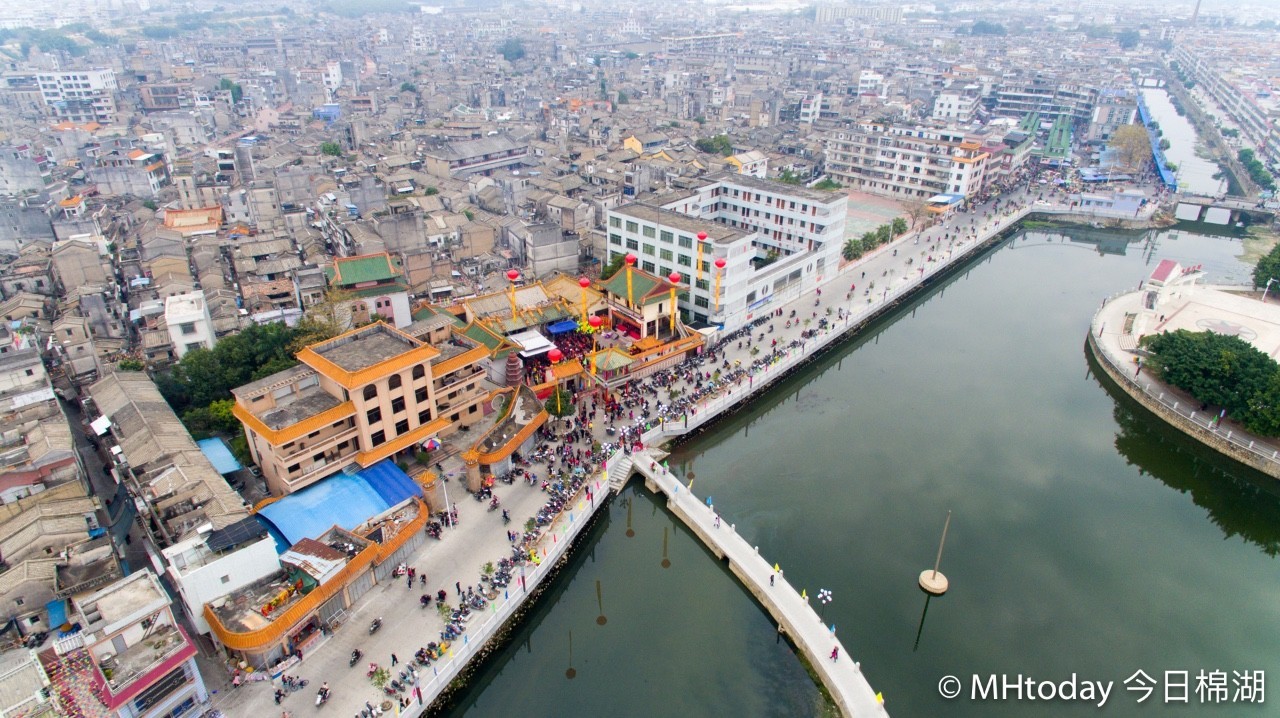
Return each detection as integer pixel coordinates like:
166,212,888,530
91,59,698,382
546,320,578,334
508,330,556,358
90,416,112,436
46,599,69,631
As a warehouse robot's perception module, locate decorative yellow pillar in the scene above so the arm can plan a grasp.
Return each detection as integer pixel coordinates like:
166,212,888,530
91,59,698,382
417,470,445,514
462,449,483,494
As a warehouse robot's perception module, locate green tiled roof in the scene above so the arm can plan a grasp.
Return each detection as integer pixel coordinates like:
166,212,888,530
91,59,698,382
412,304,464,325
328,253,402,286
346,281,410,299
600,266,677,306
461,321,509,352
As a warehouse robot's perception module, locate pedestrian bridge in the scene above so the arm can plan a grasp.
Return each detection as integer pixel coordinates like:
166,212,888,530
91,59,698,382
609,450,888,717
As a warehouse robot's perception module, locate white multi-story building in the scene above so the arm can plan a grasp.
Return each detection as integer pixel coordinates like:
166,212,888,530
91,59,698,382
933,86,982,124
605,172,847,331
165,291,216,359
824,123,991,200
36,68,117,123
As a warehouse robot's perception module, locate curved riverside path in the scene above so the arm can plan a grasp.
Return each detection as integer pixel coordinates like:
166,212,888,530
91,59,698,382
614,450,886,716
1088,287,1280,479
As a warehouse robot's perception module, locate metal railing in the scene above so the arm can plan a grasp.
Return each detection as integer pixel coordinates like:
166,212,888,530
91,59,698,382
1088,326,1280,471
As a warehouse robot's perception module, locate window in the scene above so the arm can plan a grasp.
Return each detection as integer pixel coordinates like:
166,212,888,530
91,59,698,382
659,249,673,261
389,375,402,390
677,255,692,267
363,385,377,401
696,278,709,290
395,419,409,434
391,397,406,414
625,221,638,233
642,243,655,256
14,598,23,607
625,238,638,250
609,233,622,246
419,409,432,424
27,617,38,626
678,235,693,249
642,261,655,273
370,430,386,446
694,295,710,308
180,322,196,335
609,216,621,228
415,387,428,402
660,230,673,243
220,575,230,584
413,365,425,380
288,463,300,473
641,225,655,238
366,407,382,424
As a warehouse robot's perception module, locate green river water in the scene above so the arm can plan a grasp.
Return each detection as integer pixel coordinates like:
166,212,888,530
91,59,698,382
444,225,1277,717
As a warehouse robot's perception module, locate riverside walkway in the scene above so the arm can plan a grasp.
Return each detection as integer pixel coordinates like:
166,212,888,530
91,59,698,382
1088,285,1280,479
213,187,1138,718
616,450,886,716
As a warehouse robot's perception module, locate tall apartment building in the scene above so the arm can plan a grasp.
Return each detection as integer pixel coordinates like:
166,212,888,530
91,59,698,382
232,322,489,495
36,69,117,124
1085,89,1137,143
824,124,991,200
814,4,903,23
605,172,847,330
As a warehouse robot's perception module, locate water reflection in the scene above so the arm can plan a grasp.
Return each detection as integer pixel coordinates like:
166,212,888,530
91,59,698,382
1099,371,1280,556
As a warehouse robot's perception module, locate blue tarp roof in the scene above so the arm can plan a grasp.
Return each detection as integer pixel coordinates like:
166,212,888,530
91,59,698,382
256,460,420,549
547,320,578,334
46,599,67,629
197,438,242,475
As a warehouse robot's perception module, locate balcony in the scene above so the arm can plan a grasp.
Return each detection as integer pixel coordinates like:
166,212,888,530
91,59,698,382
96,623,193,697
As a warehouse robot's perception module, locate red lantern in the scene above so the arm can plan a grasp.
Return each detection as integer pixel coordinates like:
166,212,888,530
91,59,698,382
668,272,681,284
506,269,520,281
548,348,563,363
714,258,726,269
588,315,603,328
578,276,590,288
697,231,708,241
624,253,637,266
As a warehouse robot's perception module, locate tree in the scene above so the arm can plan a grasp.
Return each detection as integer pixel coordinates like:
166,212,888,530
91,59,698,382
1110,124,1152,170
498,38,525,62
694,135,734,157
860,231,878,253
778,169,803,185
970,20,1007,36
118,358,144,371
616,91,629,104
891,217,908,236
812,178,842,190
875,224,893,245
320,142,343,157
601,253,627,279
1253,243,1280,289
219,78,243,104
399,82,417,93
291,288,354,352
842,237,863,261
1117,29,1140,50
424,186,439,196
544,387,574,418
904,198,931,229
1142,329,1280,432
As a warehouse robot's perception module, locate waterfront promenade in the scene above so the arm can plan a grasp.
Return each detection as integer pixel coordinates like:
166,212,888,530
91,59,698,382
619,450,886,716
1088,287,1280,479
210,186,1133,718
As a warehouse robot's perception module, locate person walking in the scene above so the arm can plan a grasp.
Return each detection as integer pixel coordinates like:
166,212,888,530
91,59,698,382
391,653,399,666
830,646,839,662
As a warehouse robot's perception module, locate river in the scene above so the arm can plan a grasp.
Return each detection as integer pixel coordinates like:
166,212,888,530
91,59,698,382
442,225,1278,717
1142,87,1226,197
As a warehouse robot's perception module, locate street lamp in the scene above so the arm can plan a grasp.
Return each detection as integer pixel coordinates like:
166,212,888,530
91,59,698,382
1264,277,1278,304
